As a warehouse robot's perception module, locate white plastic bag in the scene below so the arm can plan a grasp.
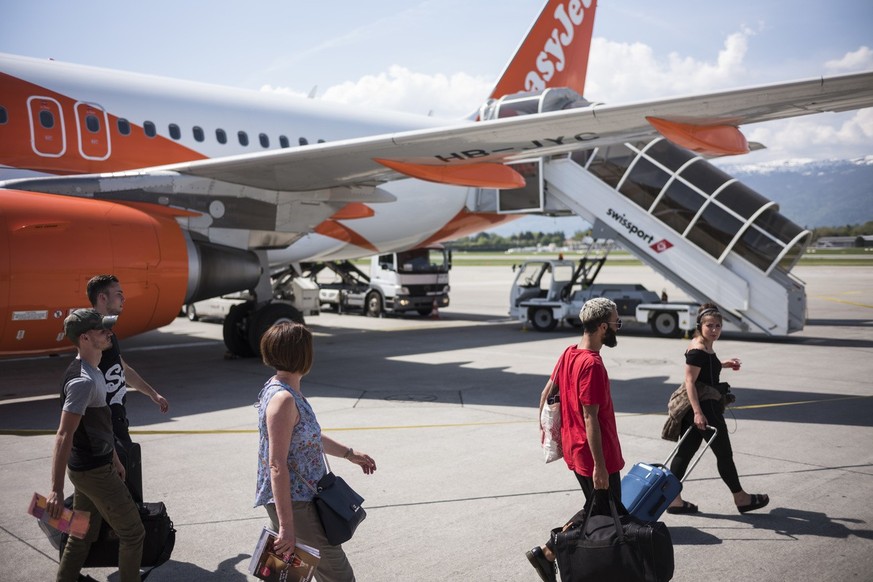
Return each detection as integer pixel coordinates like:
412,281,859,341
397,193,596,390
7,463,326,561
540,397,562,463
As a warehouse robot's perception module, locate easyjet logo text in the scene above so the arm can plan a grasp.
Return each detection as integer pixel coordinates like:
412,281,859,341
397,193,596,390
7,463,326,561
606,208,655,245
525,0,592,92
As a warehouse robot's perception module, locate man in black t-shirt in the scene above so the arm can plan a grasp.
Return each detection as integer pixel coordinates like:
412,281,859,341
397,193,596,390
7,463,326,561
87,275,169,503
47,308,144,582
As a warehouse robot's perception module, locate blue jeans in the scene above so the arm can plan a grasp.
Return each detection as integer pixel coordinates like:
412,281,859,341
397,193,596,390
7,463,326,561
57,463,144,582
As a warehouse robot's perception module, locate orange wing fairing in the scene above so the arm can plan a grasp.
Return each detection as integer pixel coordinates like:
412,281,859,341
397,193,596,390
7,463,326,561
0,191,189,355
647,117,750,156
374,158,526,189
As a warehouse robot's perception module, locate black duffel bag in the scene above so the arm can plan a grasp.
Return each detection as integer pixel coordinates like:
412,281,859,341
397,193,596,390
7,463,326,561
59,501,175,570
553,489,674,582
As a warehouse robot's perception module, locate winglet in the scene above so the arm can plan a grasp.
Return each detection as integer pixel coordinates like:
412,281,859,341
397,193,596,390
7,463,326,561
489,0,598,99
647,117,750,156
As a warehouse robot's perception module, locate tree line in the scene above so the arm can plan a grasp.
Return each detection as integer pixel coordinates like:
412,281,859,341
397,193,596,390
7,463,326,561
447,230,590,252
447,221,873,252
809,221,873,239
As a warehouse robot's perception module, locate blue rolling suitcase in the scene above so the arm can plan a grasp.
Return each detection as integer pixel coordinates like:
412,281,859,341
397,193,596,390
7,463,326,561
621,426,717,521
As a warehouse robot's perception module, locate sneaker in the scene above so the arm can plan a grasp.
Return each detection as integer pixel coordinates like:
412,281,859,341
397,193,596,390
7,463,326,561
525,546,557,582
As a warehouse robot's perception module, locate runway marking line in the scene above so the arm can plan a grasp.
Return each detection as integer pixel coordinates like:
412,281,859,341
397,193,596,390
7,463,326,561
0,419,533,436
2,395,868,436
811,295,873,309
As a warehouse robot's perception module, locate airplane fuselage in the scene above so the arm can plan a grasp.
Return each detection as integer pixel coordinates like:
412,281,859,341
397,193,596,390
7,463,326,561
0,53,516,266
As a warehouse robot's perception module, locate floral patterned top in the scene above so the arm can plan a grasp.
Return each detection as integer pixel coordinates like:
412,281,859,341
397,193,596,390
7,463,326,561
254,377,325,506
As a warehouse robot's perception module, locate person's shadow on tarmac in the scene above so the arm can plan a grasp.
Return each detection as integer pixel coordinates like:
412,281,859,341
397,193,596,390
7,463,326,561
669,506,873,545
107,552,250,581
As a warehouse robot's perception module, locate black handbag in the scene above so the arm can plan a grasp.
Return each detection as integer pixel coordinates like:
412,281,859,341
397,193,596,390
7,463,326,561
314,470,367,545
296,454,367,546
553,490,674,582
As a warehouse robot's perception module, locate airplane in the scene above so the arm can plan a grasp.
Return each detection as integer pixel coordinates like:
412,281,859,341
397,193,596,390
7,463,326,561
2,0,872,357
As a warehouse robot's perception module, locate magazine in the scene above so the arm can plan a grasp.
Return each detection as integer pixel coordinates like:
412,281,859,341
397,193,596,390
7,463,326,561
27,492,90,539
249,526,320,582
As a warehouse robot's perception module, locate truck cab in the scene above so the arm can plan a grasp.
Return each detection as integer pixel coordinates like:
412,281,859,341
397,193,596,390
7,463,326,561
315,245,451,317
367,246,451,316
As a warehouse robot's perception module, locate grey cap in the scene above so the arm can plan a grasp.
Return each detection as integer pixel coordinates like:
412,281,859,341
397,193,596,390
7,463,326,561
64,308,117,342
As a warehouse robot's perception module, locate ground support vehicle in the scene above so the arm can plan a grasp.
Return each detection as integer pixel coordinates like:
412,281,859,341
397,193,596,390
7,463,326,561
509,244,697,337
310,246,451,317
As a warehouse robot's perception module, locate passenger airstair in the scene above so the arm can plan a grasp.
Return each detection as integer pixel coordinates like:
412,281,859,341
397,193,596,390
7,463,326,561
501,138,810,335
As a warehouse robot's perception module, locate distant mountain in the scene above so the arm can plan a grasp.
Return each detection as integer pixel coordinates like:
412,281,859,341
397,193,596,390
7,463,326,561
484,157,873,237
720,157,873,229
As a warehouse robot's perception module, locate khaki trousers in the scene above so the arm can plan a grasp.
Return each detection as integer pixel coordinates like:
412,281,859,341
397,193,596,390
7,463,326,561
57,463,145,582
266,501,356,582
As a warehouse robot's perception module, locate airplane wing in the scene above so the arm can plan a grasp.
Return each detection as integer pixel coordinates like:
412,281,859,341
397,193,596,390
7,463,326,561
4,70,871,222
148,70,873,191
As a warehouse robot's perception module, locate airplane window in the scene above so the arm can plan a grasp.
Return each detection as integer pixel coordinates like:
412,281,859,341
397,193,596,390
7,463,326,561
259,133,269,148
144,121,156,137
238,131,249,146
117,118,131,136
85,114,100,133
279,135,289,148
39,110,55,129
193,126,205,142
169,123,181,140
0,106,8,124
216,128,227,144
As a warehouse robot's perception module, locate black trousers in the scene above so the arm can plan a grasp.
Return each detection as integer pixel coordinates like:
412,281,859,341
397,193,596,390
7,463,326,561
669,398,742,493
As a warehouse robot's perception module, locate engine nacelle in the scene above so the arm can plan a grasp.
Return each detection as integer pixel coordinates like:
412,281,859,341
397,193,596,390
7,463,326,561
0,190,260,355
478,87,592,122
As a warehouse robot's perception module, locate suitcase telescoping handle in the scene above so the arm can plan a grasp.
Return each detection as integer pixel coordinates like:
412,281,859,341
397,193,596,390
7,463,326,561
662,425,718,483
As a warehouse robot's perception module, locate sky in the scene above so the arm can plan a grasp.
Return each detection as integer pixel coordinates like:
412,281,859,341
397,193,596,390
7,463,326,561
2,1,872,237
2,0,872,165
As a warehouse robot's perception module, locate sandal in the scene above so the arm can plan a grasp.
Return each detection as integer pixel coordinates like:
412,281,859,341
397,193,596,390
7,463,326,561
737,493,770,514
666,500,699,514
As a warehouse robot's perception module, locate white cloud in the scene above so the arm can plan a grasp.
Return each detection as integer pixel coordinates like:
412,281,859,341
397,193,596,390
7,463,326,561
739,109,873,162
825,46,873,72
584,28,752,102
262,65,491,119
259,27,872,163
318,66,491,118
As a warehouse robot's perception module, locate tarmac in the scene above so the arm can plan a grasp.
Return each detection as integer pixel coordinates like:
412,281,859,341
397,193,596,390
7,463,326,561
1,263,872,581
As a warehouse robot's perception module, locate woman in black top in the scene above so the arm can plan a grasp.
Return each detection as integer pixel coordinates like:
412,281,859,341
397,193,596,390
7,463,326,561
666,304,769,514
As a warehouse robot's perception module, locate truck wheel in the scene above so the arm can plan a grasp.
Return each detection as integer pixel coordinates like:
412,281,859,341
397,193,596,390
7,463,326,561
223,301,255,357
651,311,680,338
365,292,383,317
530,307,557,332
247,303,305,355
185,304,199,321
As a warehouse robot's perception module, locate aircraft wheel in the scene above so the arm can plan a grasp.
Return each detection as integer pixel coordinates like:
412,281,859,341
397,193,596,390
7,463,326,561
365,292,383,317
651,311,680,338
185,304,199,321
223,301,255,357
247,303,305,355
530,307,557,332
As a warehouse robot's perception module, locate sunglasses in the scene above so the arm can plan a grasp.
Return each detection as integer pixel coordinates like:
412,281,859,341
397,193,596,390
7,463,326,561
606,319,622,330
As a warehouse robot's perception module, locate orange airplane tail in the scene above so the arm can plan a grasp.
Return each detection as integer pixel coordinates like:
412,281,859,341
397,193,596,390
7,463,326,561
489,0,597,99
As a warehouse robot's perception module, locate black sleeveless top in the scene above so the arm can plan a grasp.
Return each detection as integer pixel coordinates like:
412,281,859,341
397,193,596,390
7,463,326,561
685,348,721,387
